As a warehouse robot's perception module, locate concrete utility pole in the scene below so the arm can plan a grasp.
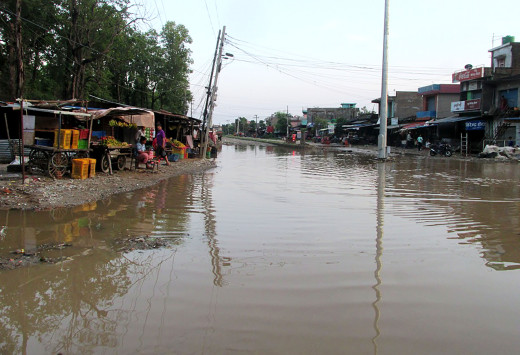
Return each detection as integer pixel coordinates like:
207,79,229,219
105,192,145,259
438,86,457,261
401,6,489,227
201,29,220,157
286,106,289,141
378,0,390,160
203,26,226,158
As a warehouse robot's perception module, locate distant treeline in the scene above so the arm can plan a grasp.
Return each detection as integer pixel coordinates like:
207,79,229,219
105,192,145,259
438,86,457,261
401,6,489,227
0,0,193,114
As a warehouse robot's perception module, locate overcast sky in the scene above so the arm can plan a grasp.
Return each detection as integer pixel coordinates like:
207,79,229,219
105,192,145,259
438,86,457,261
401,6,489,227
137,0,518,124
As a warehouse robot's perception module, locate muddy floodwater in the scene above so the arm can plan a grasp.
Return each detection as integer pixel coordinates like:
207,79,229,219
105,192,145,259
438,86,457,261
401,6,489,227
2,143,520,354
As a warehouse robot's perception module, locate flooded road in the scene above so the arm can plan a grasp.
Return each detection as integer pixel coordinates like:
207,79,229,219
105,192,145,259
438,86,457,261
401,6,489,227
1,143,520,354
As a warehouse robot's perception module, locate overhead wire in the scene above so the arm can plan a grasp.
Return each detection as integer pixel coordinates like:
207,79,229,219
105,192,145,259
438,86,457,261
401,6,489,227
224,35,456,103
202,0,215,37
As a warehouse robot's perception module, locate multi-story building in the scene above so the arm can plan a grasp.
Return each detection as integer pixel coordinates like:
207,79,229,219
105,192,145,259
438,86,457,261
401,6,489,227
371,91,422,123
449,35,520,149
306,103,359,124
417,84,460,121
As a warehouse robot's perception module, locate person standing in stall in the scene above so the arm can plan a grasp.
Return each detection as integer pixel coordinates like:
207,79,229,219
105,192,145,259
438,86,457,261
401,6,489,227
135,126,146,144
155,124,170,166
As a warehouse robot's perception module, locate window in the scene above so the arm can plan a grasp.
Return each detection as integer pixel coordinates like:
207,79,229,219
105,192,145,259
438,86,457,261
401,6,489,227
495,55,507,68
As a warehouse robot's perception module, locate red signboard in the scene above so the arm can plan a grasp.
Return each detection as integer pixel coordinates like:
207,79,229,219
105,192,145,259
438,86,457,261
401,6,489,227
465,99,481,110
452,67,484,83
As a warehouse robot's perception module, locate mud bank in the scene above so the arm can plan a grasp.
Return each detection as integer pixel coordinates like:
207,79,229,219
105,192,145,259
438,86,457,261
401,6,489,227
0,158,216,210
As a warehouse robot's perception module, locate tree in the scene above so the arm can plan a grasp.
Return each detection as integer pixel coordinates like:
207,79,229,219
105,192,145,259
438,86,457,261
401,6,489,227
258,120,266,131
0,0,59,99
360,106,375,114
249,120,257,134
334,117,349,136
0,1,194,114
222,123,234,135
236,117,247,134
273,111,289,134
155,21,193,113
64,0,134,99
313,117,328,136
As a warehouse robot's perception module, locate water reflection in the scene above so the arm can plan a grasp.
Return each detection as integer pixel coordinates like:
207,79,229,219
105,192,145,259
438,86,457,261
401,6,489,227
383,157,520,270
372,162,385,354
2,145,520,353
0,248,133,353
200,169,227,286
0,169,231,353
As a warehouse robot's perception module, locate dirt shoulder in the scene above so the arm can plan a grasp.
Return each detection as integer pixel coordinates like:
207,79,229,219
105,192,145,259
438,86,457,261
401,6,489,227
0,158,216,211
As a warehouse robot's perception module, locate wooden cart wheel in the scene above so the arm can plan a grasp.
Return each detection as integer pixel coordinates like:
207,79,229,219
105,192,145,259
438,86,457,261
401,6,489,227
48,152,69,178
100,153,110,173
116,155,126,170
29,149,49,173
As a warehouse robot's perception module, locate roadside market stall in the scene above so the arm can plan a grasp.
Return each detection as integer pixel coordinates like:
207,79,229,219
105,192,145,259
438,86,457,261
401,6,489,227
89,107,154,173
22,105,94,178
154,110,201,156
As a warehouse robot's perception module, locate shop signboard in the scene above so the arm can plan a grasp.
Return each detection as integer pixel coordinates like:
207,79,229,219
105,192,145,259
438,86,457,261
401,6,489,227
465,120,485,131
465,99,481,110
451,101,465,112
451,99,481,112
452,67,484,83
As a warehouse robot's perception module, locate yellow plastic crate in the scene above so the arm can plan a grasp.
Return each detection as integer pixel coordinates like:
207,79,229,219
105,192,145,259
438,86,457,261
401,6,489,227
53,129,72,149
70,130,80,149
71,158,89,179
87,158,96,177
172,147,185,159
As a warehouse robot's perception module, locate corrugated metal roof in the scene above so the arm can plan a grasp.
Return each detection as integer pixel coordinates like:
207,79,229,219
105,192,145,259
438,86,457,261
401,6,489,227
431,116,481,124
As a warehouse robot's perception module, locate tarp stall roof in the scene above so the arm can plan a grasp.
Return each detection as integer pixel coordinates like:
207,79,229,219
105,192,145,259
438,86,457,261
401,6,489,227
91,107,152,120
119,112,155,128
155,109,202,124
19,106,92,120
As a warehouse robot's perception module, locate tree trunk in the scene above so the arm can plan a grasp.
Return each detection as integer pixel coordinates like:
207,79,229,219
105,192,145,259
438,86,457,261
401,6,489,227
7,21,17,100
15,0,24,99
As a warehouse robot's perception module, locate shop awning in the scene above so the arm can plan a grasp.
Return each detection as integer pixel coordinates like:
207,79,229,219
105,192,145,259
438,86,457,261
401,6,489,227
430,115,481,124
400,121,434,131
91,107,155,127
121,112,155,128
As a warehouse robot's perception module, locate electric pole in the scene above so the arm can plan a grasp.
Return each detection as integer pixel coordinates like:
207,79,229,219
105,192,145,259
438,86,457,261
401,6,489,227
201,28,222,158
203,26,226,158
286,106,289,141
378,0,390,160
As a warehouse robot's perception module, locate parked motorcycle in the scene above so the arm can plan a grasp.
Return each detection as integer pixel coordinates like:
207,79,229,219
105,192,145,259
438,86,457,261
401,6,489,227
429,142,453,157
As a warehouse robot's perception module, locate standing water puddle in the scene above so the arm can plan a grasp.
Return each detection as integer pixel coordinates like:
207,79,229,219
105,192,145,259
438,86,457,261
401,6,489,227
1,143,520,354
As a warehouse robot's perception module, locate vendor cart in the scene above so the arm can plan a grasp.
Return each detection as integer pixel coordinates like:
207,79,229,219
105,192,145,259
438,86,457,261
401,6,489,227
91,144,132,173
26,145,90,178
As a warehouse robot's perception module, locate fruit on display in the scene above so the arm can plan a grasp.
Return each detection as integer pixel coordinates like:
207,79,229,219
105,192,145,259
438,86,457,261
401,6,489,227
99,136,129,148
108,119,137,129
171,139,185,148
